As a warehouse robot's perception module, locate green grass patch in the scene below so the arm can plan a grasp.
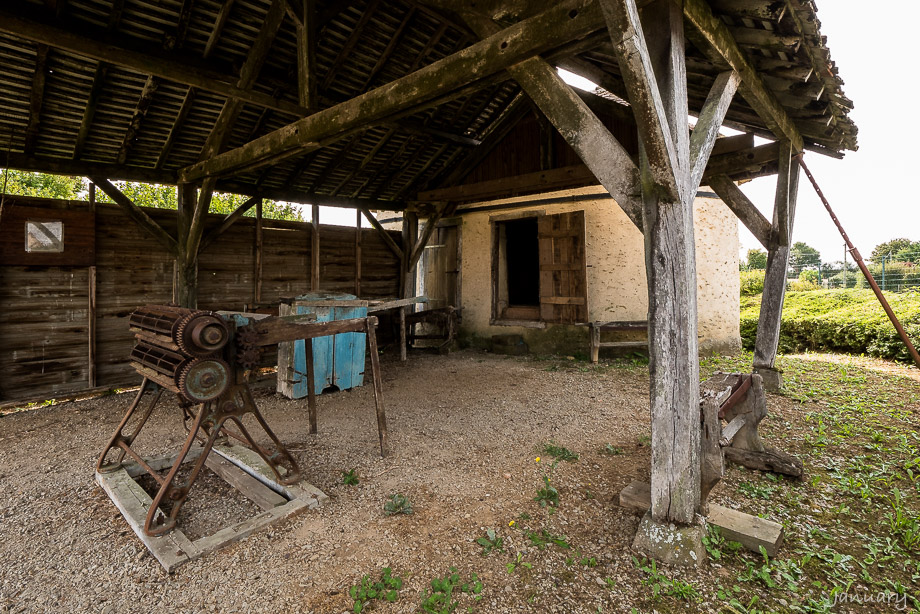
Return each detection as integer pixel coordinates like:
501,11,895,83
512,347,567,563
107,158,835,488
740,289,920,362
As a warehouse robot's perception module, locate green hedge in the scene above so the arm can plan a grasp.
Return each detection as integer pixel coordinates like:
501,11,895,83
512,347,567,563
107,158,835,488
740,289,920,362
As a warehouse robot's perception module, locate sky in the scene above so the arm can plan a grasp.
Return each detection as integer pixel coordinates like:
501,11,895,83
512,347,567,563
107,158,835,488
315,2,919,265
731,2,920,264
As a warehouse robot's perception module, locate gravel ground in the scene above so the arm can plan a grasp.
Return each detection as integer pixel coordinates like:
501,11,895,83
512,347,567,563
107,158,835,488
0,350,749,613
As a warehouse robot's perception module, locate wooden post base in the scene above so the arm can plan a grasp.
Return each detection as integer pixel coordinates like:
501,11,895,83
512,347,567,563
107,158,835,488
620,481,784,557
754,366,782,391
631,510,705,567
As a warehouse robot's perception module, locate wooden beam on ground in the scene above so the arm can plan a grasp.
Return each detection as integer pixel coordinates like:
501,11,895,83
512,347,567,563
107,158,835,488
753,141,800,383
199,195,261,252
89,176,178,254
117,75,158,165
618,481,784,556
178,0,608,182
600,0,681,200
24,44,49,155
360,209,403,261
0,5,307,117
688,71,740,192
708,175,772,248
682,0,803,152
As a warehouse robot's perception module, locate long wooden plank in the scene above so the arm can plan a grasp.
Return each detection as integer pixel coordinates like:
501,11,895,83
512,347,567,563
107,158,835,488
179,0,608,181
204,455,288,511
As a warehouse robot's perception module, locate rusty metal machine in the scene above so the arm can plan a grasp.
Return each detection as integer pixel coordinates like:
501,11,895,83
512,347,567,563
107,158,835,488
97,304,387,537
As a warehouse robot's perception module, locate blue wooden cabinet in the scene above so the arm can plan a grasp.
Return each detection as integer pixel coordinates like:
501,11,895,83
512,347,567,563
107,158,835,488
285,293,367,398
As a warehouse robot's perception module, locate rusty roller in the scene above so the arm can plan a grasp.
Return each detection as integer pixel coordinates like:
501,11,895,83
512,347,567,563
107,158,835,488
129,305,230,357
130,341,230,402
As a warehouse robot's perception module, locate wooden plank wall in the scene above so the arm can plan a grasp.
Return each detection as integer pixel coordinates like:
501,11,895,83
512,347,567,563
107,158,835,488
0,196,401,402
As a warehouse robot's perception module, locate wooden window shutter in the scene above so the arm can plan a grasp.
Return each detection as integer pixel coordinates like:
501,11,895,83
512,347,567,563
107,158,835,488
538,210,588,324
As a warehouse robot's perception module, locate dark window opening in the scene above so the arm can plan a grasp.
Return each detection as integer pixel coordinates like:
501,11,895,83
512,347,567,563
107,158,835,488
504,218,540,307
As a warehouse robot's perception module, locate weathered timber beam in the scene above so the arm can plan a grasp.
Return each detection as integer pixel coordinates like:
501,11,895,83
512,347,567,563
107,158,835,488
682,0,803,151
753,141,800,381
407,203,449,269
600,0,681,200
178,0,608,182
0,151,407,211
361,208,404,260
90,176,178,254
156,87,196,168
199,195,261,252
701,142,780,182
203,0,235,59
0,6,306,117
707,175,772,248
502,60,643,227
7,152,176,183
688,70,740,193
296,0,317,109
417,164,598,203
117,75,158,165
24,44,50,155
73,63,108,159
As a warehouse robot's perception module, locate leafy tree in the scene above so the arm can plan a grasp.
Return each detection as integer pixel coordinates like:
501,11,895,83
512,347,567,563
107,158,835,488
891,242,920,265
789,241,821,271
869,238,914,263
745,248,767,270
1,171,303,221
0,169,86,199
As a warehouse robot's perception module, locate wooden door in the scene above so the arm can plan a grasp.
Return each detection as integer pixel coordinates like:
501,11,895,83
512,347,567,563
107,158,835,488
538,210,588,324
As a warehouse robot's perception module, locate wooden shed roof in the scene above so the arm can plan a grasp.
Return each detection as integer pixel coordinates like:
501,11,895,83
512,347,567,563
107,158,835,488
0,0,856,208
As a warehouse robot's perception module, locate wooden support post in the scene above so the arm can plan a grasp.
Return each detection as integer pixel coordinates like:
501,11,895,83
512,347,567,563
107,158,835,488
305,337,317,434
175,183,198,308
311,203,320,292
637,0,702,531
88,265,97,387
589,322,600,364
355,208,362,296
254,200,263,304
399,212,418,361
296,0,317,110
366,316,388,457
753,141,799,390
90,176,178,254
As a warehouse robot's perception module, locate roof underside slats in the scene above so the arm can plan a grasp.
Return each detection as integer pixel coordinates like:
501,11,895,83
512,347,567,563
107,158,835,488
0,0,857,204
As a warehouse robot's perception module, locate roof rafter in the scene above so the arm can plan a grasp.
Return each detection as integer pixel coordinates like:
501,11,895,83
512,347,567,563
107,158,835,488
682,0,803,151
24,44,49,155
179,0,608,183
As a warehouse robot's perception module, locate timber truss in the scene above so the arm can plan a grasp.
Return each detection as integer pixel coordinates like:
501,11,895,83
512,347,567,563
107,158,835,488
2,0,856,547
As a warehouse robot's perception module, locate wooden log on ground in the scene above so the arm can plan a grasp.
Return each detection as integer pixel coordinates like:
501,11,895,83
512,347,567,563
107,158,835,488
723,447,803,478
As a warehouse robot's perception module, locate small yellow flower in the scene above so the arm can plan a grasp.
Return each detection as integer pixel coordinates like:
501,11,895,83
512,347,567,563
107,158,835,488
535,457,541,463
509,520,516,527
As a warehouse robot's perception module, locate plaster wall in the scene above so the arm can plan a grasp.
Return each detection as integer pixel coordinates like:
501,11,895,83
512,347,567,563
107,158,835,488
457,186,740,355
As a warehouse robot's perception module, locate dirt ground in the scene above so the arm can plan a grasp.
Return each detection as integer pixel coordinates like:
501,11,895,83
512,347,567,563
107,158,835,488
0,349,917,613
